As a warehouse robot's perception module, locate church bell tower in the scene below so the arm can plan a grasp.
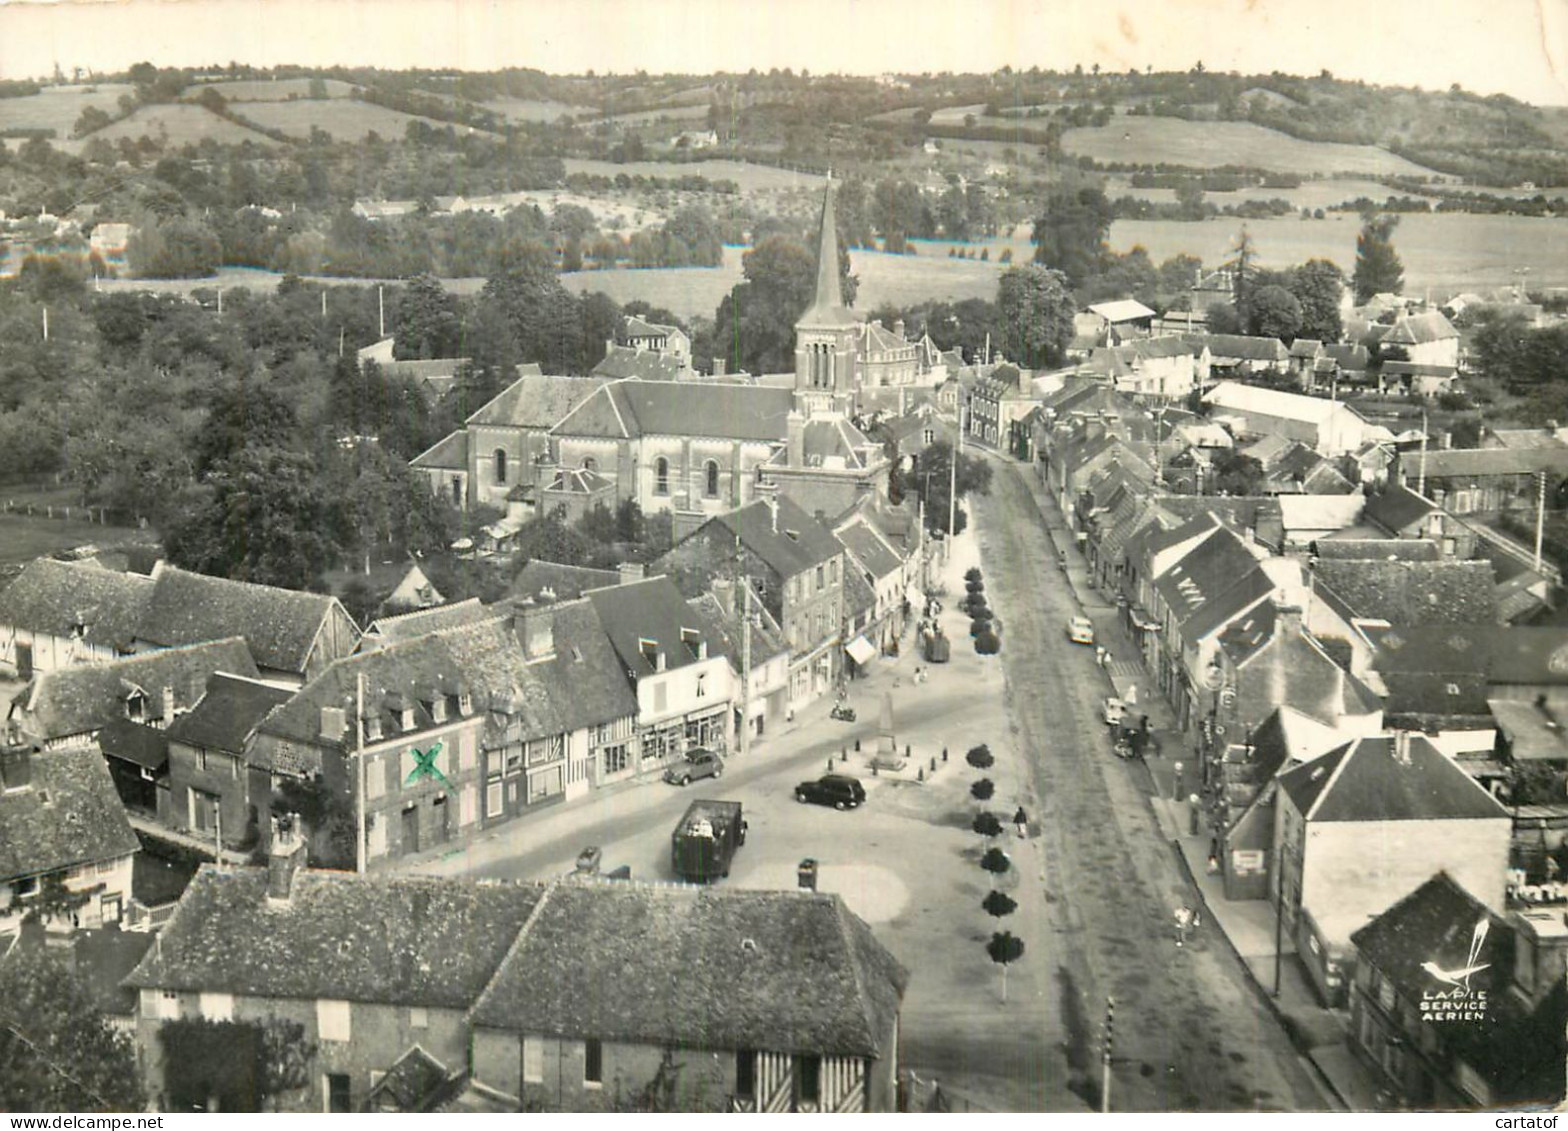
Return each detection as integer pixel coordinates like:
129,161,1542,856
794,175,861,417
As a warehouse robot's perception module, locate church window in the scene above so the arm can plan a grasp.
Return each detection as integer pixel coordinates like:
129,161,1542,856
582,457,597,472
705,460,720,498
493,449,508,485
654,457,670,495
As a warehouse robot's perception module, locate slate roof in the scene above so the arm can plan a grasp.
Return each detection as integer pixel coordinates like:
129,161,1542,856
1489,627,1568,686
1365,624,1492,718
1322,344,1371,372
464,374,611,430
1153,527,1261,628
1380,361,1457,379
1215,592,1278,665
468,882,907,1058
1312,559,1497,625
843,565,876,621
123,867,545,1009
409,429,469,471
137,563,353,676
551,380,795,443
0,743,140,882
1490,699,1568,762
1188,334,1289,362
511,561,620,604
95,717,169,771
1278,734,1507,823
625,316,679,341
768,415,879,471
543,467,614,495
1289,338,1324,359
363,599,495,647
592,345,684,382
1408,447,1568,479
1278,494,1365,533
369,1045,454,1113
711,495,844,576
1383,310,1459,346
18,638,259,741
585,575,722,679
165,673,294,755
1363,484,1438,534
1350,873,1501,1000
1205,381,1349,423
1311,538,1441,562
836,520,904,581
0,559,154,650
797,179,858,329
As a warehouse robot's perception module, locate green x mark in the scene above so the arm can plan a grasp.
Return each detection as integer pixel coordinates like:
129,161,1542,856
406,742,448,787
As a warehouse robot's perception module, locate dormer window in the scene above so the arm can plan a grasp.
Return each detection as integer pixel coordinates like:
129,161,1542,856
639,638,659,670
681,627,702,661
401,707,414,731
364,713,383,742
430,696,447,724
458,690,473,715
126,691,145,722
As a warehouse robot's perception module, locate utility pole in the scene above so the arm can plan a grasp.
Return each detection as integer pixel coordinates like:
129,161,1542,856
41,307,48,342
950,403,963,540
1101,997,1114,1113
378,284,385,339
217,287,223,316
1536,470,1547,573
1417,410,1428,498
355,673,367,876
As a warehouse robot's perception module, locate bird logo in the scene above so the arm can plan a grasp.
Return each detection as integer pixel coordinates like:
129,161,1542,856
1421,918,1490,991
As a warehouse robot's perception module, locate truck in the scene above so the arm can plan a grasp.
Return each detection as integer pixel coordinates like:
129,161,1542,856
670,800,747,883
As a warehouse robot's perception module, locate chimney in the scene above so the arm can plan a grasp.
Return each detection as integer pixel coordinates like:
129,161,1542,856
787,409,805,468
0,744,33,791
1273,601,1302,637
266,815,307,903
894,318,906,340
712,576,735,617
319,705,347,743
618,561,646,585
517,608,556,661
1392,730,1412,765
768,493,779,534
161,685,176,724
713,357,727,377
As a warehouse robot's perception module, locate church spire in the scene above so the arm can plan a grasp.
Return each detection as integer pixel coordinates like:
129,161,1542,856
812,173,844,314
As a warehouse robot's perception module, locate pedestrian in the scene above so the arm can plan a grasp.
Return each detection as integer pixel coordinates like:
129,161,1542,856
1013,806,1028,838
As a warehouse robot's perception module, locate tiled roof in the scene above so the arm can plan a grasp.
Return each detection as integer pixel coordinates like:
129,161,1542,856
843,564,876,620
1407,447,1568,479
1089,299,1156,322
19,638,259,741
468,882,907,1057
369,1045,454,1112
363,599,495,647
1382,310,1458,346
1311,538,1441,562
0,742,140,882
1188,334,1289,362
592,345,684,382
711,495,844,576
1279,734,1507,823
1363,484,1437,534
686,592,787,667
543,467,614,495
1289,338,1324,358
1322,344,1370,371
137,563,354,676
1313,559,1497,625
123,867,544,1009
624,316,678,340
409,429,469,471
95,717,169,771
552,380,795,443
1380,361,1457,378
584,575,722,678
1489,627,1568,686
1489,699,1568,762
1153,527,1261,627
1365,624,1490,675
836,520,904,581
165,673,294,755
0,559,154,650
464,374,610,429
510,561,620,604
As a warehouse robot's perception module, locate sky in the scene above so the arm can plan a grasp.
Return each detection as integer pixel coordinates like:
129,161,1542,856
0,0,1565,106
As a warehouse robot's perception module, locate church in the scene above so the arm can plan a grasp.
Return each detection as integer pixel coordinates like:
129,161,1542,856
412,177,904,524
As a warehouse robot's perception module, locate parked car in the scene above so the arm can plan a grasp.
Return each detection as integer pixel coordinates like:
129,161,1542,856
1067,615,1095,645
575,845,602,873
662,748,724,786
1102,697,1127,726
794,774,867,810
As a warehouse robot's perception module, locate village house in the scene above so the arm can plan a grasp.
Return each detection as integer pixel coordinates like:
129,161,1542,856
0,558,153,677
656,494,847,711
584,574,733,773
123,851,544,1113
592,344,686,383
1204,382,1376,457
510,561,621,606
759,409,890,522
466,881,907,1112
834,513,915,664
1274,733,1511,1006
8,638,260,749
1077,299,1156,348
358,599,494,652
622,316,692,370
688,584,791,744
1084,336,1203,403
0,742,139,936
1187,334,1290,382
1381,310,1461,369
1395,445,1568,517
1348,873,1567,1109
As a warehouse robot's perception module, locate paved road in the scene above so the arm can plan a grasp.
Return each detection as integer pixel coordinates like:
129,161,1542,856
978,455,1326,1112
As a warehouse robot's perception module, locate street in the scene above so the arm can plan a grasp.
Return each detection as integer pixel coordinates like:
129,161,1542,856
409,455,1328,1112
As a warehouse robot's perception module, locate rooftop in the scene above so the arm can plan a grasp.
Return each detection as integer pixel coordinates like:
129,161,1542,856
1278,734,1508,824
0,742,140,883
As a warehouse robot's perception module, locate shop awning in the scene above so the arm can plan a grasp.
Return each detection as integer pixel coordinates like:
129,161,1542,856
845,635,877,665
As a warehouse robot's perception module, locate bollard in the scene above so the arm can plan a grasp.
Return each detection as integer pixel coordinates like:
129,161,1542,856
842,747,847,759
942,747,948,762
854,738,861,752
872,763,879,776
930,756,937,771
906,744,912,758
918,767,925,781
828,756,834,771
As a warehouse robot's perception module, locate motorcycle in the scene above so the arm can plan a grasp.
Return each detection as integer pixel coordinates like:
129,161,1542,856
830,704,857,722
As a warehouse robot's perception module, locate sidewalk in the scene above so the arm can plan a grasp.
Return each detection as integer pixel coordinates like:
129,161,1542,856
1000,451,1382,1113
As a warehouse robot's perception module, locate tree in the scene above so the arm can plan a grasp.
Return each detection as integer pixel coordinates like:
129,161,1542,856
0,945,145,1111
997,265,1074,368
1353,213,1404,303
1223,226,1257,320
972,778,996,801
157,1017,316,1111
392,274,461,360
1288,259,1344,342
911,440,992,536
972,811,1004,837
1173,179,1206,219
1246,284,1303,341
986,930,1026,1002
705,231,855,377
1206,450,1266,496
982,890,1018,919
966,744,994,769
980,846,1011,877
1031,187,1112,288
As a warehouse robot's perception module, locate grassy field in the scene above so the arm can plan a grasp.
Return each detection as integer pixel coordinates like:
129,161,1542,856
0,510,146,569
240,99,487,141
1103,175,1407,212
480,96,593,122
195,77,357,101
73,103,274,150
605,104,711,127
0,83,134,137
561,157,807,192
1061,116,1439,177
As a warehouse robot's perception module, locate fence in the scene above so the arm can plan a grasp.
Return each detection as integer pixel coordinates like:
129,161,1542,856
2,498,145,528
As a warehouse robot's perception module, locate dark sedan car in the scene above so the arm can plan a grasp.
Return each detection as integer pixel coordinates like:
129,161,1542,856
662,748,724,786
794,774,866,810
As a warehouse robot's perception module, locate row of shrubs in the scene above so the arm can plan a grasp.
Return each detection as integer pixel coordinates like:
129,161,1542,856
962,566,1001,655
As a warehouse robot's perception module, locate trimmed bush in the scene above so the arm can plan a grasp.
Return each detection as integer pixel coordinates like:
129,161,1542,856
972,811,1004,837
976,630,1001,655
965,567,982,583
980,846,1011,875
966,744,993,769
971,778,996,801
